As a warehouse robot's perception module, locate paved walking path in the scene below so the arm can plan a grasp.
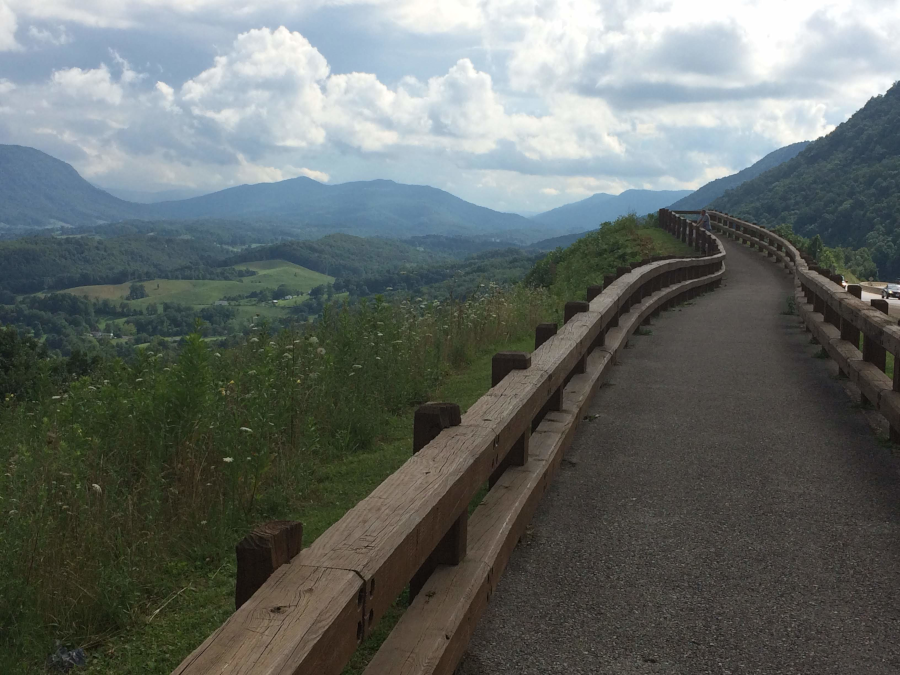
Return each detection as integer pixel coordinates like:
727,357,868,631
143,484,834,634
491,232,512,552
459,239,900,674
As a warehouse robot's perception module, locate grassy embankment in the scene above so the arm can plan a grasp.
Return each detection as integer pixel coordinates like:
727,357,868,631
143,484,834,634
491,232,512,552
0,216,693,674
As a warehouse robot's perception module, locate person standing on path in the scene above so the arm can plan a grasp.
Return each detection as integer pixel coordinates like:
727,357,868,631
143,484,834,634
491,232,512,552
698,209,712,231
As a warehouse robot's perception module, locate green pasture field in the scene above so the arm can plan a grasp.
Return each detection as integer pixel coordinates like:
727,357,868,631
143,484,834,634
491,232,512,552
59,260,332,308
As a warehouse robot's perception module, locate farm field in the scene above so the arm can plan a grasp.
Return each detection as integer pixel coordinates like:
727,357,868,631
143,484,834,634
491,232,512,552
59,259,332,307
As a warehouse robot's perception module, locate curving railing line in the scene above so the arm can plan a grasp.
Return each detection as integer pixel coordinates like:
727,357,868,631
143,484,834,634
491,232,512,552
173,213,726,675
673,209,900,444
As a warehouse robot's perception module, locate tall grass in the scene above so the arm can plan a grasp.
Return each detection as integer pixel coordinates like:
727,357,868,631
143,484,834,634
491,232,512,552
0,284,552,667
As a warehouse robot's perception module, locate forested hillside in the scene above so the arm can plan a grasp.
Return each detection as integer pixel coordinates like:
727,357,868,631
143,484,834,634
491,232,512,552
225,233,441,277
0,235,230,294
0,145,147,229
669,141,809,210
711,81,900,276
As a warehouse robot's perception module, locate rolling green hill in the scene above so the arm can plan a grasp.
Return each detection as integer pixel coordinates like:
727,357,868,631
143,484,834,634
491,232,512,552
669,141,810,210
0,234,228,294
710,81,900,276
225,233,441,278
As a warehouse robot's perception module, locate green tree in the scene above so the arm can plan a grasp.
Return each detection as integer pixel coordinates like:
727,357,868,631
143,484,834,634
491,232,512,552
127,282,148,300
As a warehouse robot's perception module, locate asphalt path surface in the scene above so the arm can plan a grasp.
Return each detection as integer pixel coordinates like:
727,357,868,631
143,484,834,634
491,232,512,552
459,239,900,675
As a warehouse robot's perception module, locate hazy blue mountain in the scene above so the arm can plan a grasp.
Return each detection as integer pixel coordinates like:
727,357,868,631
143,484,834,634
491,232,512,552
0,145,148,229
669,141,810,211
0,145,539,239
100,187,212,203
149,177,536,237
531,189,691,233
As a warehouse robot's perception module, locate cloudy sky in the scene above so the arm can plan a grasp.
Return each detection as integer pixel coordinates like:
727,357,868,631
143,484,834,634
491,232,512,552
0,0,897,213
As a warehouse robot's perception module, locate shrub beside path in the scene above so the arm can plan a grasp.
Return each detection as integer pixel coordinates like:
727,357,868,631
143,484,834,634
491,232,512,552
459,238,900,674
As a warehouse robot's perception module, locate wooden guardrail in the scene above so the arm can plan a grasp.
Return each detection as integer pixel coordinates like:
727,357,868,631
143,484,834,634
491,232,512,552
691,210,900,445
173,213,726,675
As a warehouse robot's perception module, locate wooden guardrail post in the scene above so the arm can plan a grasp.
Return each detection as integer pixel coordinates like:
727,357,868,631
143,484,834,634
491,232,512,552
410,402,465,601
533,323,562,431
489,353,531,488
235,521,304,610
860,300,889,406
565,301,591,377
586,284,603,302
839,285,862,376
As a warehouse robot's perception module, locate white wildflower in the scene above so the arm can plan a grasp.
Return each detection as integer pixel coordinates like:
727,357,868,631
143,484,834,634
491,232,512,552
200,520,207,525
352,364,362,369
223,457,234,463
247,370,256,375
214,353,221,358
135,378,143,383
91,484,102,494
240,427,253,433
317,347,326,356
250,338,259,343
51,396,61,400
308,336,319,345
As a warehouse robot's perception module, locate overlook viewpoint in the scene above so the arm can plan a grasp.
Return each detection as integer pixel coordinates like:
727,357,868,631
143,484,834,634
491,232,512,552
167,213,900,675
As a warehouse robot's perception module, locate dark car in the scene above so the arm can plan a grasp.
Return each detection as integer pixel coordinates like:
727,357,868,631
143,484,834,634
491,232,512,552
883,283,900,299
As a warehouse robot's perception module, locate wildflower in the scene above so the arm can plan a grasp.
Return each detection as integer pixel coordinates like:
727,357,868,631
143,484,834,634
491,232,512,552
308,336,319,345
352,364,362,369
200,520,207,525
377,321,384,326
317,347,326,356
8,510,16,516
91,484,102,494
163,367,170,372
269,342,277,347
223,457,234,463
214,353,221,358
88,386,96,391
247,370,256,375
219,388,226,395
240,427,253,433
51,396,61,400
377,332,383,337
250,338,259,343
375,356,381,360
349,372,356,377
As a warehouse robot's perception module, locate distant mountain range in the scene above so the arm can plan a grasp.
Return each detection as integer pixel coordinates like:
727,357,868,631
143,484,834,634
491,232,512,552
529,189,692,232
100,187,212,204
0,144,700,243
669,141,810,211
